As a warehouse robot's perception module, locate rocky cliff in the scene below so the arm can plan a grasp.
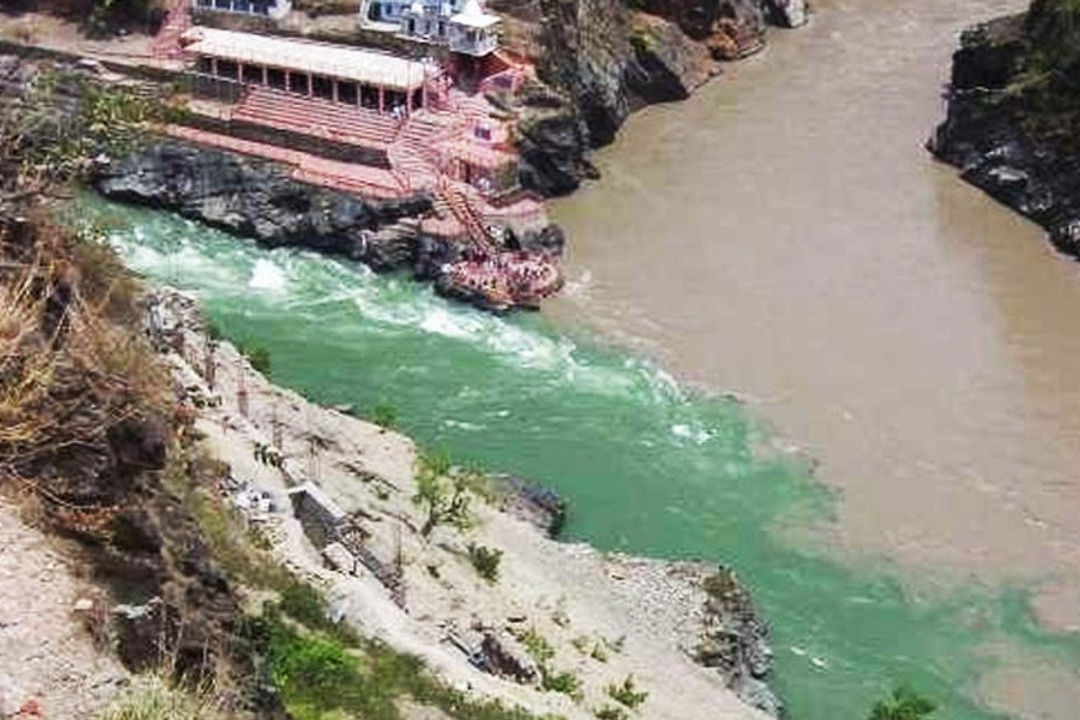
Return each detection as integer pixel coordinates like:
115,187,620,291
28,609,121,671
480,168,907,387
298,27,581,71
491,0,807,195
92,140,433,268
930,0,1080,258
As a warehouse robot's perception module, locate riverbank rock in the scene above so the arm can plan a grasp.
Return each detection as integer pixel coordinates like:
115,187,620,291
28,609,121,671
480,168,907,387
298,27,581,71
534,0,633,148
91,140,432,264
930,3,1080,261
695,566,781,716
628,12,718,103
489,474,568,537
514,84,598,196
634,0,767,60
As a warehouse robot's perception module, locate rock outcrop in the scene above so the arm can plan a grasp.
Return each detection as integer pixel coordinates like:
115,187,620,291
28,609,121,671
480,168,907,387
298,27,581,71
634,0,769,60
695,567,780,716
496,0,804,195
513,83,598,196
627,12,718,104
930,1,1080,259
91,141,432,265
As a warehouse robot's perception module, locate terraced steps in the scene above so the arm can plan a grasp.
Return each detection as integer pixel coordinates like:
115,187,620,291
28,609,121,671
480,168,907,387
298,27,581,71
233,87,402,149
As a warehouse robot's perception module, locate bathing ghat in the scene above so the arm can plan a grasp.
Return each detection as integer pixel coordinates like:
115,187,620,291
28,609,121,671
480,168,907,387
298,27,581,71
137,0,566,309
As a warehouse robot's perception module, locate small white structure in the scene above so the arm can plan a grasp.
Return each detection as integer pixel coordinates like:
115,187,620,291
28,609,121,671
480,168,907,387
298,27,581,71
192,0,292,21
388,0,500,56
398,0,454,42
447,0,499,57
371,0,462,24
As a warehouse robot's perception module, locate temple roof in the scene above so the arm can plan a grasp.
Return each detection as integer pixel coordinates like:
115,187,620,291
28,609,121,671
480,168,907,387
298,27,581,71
181,27,432,89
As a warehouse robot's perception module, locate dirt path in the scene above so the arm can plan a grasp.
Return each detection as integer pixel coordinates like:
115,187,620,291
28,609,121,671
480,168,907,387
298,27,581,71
0,501,128,719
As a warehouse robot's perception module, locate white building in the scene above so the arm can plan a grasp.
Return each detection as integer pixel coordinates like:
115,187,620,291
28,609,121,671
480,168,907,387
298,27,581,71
192,0,292,21
447,0,499,56
370,0,462,25
394,0,499,56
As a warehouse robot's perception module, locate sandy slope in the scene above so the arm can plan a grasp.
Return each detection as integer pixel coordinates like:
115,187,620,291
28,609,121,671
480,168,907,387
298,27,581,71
0,502,129,719
151,288,768,720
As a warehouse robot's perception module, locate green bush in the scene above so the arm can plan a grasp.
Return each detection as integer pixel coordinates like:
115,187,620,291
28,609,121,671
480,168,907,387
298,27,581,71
517,627,555,665
605,676,647,710
467,542,503,583
413,450,476,536
593,706,628,720
541,670,582,699
238,343,271,376
372,402,398,430
279,582,330,629
244,610,560,720
868,685,936,720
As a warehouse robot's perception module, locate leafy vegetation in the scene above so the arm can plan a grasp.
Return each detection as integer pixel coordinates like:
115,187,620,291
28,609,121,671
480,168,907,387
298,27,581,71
605,675,647,710
867,685,937,720
993,0,1080,145
467,542,503,583
593,706,628,720
517,627,555,665
236,341,271,376
88,0,167,35
244,605,562,720
412,450,480,536
541,669,583,699
372,402,398,430
5,69,165,188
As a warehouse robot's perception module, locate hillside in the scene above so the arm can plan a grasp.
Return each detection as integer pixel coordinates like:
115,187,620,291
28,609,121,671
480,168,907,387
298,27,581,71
0,54,777,720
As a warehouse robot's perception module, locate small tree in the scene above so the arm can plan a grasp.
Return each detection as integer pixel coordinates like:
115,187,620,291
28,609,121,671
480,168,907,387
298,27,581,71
413,451,474,536
868,685,936,720
467,542,503,583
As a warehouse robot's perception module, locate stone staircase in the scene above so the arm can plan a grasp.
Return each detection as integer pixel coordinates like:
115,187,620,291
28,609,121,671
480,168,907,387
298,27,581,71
233,86,402,150
151,0,191,60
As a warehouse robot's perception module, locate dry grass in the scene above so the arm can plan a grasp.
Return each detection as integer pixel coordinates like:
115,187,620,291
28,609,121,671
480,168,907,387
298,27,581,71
96,673,239,720
0,209,172,519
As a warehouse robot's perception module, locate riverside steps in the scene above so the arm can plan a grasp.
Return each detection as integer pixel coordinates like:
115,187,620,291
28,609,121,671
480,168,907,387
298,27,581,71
12,0,560,310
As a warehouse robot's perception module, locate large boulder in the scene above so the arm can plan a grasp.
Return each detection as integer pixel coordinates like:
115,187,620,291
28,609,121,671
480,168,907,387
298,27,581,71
628,12,718,103
481,630,541,684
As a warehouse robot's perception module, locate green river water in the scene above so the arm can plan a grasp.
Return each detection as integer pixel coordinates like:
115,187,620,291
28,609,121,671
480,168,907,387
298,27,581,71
82,197,1080,720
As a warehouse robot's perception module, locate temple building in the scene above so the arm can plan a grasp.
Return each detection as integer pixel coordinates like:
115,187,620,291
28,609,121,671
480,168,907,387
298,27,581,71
182,27,437,114
192,0,292,20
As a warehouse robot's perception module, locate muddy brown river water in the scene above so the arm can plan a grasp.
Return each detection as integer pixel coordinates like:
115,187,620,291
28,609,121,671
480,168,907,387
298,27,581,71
548,0,1080,714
